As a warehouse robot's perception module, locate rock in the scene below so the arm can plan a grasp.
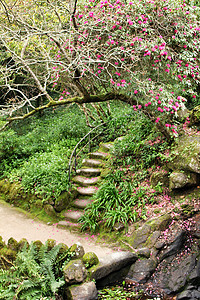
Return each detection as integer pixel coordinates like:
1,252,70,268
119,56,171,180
32,240,43,251
90,251,138,281
150,170,169,187
146,231,161,249
69,243,85,259
46,239,56,250
0,236,5,249
177,290,193,300
44,204,57,217
129,214,171,249
168,134,200,174
137,247,151,258
7,237,18,251
63,259,87,284
67,281,98,300
154,245,198,294
82,252,99,268
177,103,189,120
18,238,29,250
57,243,68,254
113,222,125,232
169,171,197,190
54,190,78,212
126,258,157,283
159,227,186,261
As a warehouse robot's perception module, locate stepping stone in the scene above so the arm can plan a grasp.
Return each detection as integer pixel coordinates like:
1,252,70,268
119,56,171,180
57,220,81,229
73,198,94,209
72,175,100,186
89,152,108,160
63,210,84,223
77,186,98,196
76,168,101,177
82,158,102,168
99,143,113,152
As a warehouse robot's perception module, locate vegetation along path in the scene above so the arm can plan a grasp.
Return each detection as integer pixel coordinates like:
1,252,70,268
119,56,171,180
0,200,115,259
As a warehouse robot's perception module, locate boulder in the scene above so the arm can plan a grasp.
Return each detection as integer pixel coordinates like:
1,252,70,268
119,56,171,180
168,134,200,174
82,252,99,268
90,251,138,281
67,281,98,300
63,259,87,284
44,204,57,217
126,258,157,283
69,243,85,259
7,237,18,251
54,190,78,212
169,171,197,190
150,170,169,187
159,227,186,261
129,214,171,249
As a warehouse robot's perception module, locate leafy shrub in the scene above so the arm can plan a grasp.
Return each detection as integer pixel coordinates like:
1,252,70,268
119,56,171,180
9,149,70,199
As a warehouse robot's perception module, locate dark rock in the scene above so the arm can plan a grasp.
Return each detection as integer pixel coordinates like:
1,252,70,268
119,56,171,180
155,241,165,250
154,246,198,294
169,171,197,190
54,189,78,212
177,290,193,300
146,231,161,249
90,251,138,281
67,281,98,300
126,258,157,283
137,247,151,258
192,290,200,299
63,259,87,284
159,227,186,261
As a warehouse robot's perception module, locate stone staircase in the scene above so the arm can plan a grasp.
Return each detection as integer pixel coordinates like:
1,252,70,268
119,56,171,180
57,143,113,229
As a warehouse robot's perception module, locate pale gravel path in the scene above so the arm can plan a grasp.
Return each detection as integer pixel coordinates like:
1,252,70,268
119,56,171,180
0,201,116,259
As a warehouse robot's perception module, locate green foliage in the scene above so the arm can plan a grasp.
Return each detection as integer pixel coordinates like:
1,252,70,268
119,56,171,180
112,112,169,168
0,242,72,299
98,283,142,299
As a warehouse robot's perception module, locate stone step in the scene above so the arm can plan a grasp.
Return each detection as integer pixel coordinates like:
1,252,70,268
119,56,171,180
62,210,84,223
76,168,101,177
89,152,108,160
72,175,100,187
82,158,102,168
77,186,98,196
73,198,94,209
57,220,81,230
99,143,113,152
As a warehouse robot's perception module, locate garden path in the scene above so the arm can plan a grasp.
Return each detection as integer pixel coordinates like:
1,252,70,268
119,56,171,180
0,200,116,258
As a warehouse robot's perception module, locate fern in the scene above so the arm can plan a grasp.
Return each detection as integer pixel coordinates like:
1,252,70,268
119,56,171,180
0,241,68,299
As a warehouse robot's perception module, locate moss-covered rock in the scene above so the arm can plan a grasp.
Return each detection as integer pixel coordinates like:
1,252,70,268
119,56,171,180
69,243,85,259
0,247,17,260
0,236,5,249
169,171,197,190
7,237,18,251
54,189,78,212
189,105,200,125
57,243,68,254
32,240,43,251
18,238,29,251
46,239,56,250
44,204,57,217
168,134,200,174
82,252,99,268
150,170,169,187
63,259,87,284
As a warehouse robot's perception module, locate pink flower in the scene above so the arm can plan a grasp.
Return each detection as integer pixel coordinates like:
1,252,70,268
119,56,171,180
134,90,138,94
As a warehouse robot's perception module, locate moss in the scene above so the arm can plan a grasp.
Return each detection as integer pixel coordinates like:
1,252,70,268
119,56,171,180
82,252,99,268
57,243,68,254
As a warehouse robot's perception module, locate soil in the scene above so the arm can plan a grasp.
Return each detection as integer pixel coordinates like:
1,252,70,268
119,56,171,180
0,200,115,259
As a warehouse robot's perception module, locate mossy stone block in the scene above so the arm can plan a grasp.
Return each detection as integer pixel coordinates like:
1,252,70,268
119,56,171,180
82,252,99,268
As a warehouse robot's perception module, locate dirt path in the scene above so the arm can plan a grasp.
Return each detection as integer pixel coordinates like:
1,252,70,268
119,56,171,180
0,201,116,258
